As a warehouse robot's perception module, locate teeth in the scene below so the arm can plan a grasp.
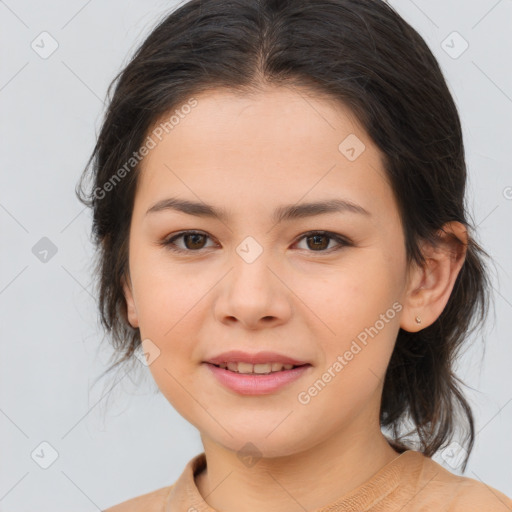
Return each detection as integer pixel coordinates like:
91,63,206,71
217,362,296,374
227,362,238,372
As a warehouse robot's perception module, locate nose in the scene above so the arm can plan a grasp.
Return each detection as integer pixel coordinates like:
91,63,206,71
213,251,293,330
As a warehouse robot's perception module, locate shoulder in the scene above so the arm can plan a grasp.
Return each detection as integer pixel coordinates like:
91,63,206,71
443,476,512,511
102,485,173,512
410,453,512,511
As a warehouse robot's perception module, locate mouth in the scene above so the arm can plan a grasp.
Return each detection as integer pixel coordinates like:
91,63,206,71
205,361,311,374
203,361,313,395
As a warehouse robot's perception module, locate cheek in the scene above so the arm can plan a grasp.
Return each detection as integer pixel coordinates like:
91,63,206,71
132,256,209,332
296,272,400,421
309,255,402,378
130,251,212,349
309,254,400,328
140,307,205,425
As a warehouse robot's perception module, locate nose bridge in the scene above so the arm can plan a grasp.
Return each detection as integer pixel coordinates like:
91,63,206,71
214,234,292,327
235,234,266,267
230,234,275,299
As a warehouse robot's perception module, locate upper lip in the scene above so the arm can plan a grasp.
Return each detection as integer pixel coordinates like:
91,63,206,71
204,350,310,366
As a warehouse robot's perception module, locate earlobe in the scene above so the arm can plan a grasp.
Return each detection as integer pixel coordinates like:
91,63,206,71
400,258,429,332
121,273,139,328
400,222,468,333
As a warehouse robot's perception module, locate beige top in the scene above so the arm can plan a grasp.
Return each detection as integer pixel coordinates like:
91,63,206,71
104,450,512,511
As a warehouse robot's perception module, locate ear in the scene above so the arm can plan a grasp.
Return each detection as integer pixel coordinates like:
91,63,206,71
121,272,139,329
400,221,468,333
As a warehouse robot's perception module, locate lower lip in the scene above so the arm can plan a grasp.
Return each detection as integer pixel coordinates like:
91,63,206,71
203,363,312,395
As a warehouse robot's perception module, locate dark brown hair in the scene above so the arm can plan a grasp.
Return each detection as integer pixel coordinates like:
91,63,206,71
76,0,493,469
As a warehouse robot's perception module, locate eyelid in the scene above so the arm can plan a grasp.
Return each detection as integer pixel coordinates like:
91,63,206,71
294,230,352,252
160,229,352,254
161,230,218,252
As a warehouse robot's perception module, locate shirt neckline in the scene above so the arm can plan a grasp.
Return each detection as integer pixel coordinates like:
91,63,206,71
165,449,426,511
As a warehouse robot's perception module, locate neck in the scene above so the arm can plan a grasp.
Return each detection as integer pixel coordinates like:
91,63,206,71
195,423,400,512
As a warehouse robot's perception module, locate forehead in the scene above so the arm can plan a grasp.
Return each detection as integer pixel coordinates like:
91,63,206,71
145,86,365,159
134,86,395,223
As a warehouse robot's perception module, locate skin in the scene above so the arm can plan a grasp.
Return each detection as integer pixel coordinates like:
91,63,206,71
121,85,467,512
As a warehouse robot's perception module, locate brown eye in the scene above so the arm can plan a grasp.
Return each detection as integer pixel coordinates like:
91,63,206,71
182,232,207,250
161,231,215,253
161,230,351,255
306,234,330,251
295,231,350,253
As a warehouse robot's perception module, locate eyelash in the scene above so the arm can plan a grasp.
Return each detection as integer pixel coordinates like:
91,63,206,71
159,230,352,255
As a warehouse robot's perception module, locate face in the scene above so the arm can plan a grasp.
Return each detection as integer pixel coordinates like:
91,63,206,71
122,86,413,458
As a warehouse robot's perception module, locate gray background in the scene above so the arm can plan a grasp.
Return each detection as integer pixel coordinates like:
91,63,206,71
1,0,511,510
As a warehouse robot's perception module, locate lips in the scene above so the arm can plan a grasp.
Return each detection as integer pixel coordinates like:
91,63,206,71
204,361,312,395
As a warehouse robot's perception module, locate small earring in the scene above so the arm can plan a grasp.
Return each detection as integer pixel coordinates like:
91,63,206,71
415,316,422,324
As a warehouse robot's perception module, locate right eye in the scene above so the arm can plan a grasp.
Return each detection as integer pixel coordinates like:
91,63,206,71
160,230,217,253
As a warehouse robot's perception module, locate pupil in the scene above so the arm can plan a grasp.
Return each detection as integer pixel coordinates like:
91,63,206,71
309,234,328,250
186,233,205,249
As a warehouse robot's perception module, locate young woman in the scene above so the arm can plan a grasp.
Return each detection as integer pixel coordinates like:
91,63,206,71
76,0,512,510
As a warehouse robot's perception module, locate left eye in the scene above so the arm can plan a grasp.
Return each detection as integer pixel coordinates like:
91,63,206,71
160,230,350,254
295,231,349,252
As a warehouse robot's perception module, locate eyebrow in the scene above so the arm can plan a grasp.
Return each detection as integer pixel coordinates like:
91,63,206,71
145,197,371,223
